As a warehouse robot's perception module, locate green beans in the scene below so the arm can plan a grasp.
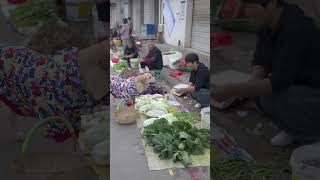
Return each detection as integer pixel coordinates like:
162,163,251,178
211,159,276,180
9,0,58,27
112,61,127,71
173,112,201,124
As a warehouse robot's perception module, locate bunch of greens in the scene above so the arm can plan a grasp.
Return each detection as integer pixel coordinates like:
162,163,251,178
9,0,58,27
211,158,277,180
113,61,127,71
173,112,201,124
143,118,210,166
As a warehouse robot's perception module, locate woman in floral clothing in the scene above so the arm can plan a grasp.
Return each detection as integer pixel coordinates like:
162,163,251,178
0,41,108,142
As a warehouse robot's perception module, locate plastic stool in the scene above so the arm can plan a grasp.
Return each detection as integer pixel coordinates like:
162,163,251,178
152,70,163,80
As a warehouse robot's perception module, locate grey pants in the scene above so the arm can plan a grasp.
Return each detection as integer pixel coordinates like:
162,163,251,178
191,88,210,107
257,86,320,136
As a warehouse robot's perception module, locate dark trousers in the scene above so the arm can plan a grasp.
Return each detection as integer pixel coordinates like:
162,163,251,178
191,88,210,107
140,62,162,70
257,86,320,136
96,2,109,22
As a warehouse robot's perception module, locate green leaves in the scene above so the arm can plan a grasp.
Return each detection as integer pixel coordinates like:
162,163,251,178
172,112,201,124
9,0,58,28
143,119,209,167
211,159,276,180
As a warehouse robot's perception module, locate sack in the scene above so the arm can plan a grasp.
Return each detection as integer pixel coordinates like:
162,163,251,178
82,123,108,150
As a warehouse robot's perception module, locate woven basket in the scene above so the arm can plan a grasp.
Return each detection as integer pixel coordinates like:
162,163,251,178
114,106,138,125
114,99,138,125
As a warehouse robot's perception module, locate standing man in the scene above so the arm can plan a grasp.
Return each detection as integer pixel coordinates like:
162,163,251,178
140,41,163,71
212,0,320,146
95,0,109,41
120,18,130,49
128,17,133,35
176,53,210,108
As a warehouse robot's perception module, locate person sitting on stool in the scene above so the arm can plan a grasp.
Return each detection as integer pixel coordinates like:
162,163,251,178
140,41,163,72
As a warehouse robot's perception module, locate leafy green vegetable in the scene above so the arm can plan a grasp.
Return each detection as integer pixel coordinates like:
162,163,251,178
143,118,210,167
9,0,58,28
173,112,201,124
112,61,127,71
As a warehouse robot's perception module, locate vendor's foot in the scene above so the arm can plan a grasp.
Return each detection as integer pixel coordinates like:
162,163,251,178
194,103,202,109
271,131,294,146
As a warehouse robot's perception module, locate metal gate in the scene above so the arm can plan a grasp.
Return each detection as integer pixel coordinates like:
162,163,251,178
191,0,210,53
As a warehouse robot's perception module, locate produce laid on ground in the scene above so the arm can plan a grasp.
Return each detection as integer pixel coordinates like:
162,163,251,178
135,94,169,112
143,118,210,167
27,22,88,54
141,85,168,95
173,112,201,124
145,108,168,118
112,61,127,71
9,0,58,28
211,158,278,180
116,50,124,58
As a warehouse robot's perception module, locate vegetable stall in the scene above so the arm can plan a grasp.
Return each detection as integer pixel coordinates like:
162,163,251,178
110,43,210,178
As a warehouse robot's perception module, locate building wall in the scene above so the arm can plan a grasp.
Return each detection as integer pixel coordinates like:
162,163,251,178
162,0,191,47
110,3,117,28
132,0,141,34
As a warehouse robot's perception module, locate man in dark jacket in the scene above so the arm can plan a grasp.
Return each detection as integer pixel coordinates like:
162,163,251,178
140,41,163,71
213,0,320,146
176,53,210,108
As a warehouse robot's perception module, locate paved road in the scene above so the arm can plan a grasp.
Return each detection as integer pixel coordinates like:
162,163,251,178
110,67,210,180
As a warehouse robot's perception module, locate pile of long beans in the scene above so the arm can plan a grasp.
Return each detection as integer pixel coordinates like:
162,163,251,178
211,159,276,180
9,0,58,27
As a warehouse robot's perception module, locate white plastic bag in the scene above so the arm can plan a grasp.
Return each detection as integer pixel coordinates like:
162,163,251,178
291,143,320,180
82,123,108,149
200,107,210,129
91,139,109,166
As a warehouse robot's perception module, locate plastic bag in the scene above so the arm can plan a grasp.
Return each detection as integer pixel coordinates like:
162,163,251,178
81,111,108,130
91,139,109,166
291,143,320,180
82,123,108,149
81,115,100,130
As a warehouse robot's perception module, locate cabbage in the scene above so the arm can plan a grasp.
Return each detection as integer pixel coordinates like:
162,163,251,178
158,113,178,124
91,139,109,166
138,104,153,113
